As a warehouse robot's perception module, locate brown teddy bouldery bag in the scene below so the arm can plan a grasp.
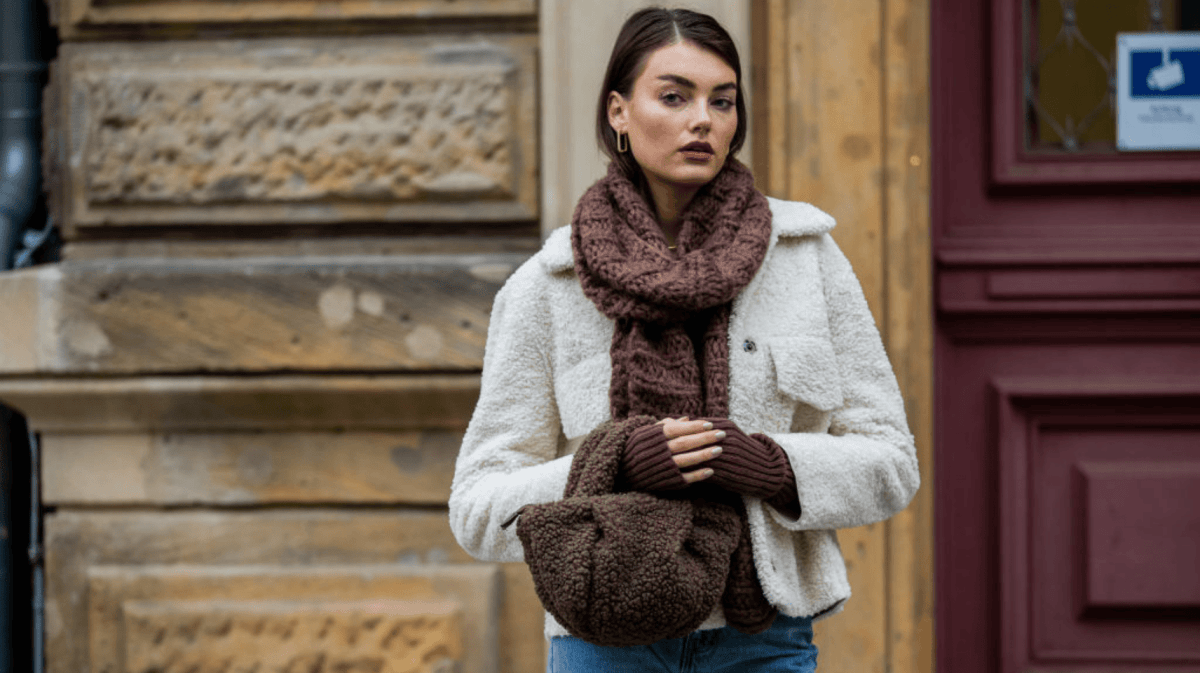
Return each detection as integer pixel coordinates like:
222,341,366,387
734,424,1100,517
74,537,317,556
502,417,744,647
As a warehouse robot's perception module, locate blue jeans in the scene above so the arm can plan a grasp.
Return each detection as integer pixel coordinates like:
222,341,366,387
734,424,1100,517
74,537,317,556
546,614,818,672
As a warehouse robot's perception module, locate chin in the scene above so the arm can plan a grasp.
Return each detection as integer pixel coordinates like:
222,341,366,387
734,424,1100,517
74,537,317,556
669,164,723,186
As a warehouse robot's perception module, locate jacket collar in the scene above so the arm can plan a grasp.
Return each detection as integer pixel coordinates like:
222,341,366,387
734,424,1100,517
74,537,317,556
539,196,836,274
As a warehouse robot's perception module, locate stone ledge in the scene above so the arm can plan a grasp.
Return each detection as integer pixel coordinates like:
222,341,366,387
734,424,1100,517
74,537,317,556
0,373,480,432
0,252,526,375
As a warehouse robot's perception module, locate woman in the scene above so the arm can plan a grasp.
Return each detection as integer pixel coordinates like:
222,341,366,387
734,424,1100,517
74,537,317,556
449,7,918,672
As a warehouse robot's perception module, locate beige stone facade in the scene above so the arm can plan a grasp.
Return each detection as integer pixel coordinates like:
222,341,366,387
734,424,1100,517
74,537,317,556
0,0,934,671
5,1,546,671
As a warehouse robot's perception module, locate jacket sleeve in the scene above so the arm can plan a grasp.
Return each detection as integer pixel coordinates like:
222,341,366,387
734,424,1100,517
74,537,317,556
762,234,919,531
448,260,574,562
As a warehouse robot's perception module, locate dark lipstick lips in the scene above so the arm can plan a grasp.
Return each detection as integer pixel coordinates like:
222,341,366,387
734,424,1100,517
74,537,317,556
681,141,714,154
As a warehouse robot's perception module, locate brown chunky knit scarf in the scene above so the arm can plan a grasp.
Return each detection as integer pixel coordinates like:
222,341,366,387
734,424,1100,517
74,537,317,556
570,158,777,634
572,159,773,420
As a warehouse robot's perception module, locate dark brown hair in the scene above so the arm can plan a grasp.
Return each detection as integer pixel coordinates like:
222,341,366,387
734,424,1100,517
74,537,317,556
595,7,748,183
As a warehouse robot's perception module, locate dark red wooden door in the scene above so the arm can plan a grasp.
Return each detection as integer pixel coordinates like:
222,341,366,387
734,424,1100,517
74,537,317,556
933,1,1200,671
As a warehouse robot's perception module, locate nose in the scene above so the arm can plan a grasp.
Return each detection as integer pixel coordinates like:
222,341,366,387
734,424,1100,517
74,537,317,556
691,102,712,134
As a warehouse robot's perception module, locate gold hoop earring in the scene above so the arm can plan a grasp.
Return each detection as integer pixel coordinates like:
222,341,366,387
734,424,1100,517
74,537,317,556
617,132,629,153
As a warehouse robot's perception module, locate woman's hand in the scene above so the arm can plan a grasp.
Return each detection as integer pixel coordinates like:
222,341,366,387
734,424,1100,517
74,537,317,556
658,417,726,484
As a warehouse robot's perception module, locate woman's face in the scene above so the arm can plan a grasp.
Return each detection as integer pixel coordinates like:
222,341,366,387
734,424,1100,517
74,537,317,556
608,40,739,194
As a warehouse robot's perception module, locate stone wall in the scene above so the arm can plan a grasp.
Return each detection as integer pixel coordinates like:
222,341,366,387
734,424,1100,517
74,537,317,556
1,1,546,671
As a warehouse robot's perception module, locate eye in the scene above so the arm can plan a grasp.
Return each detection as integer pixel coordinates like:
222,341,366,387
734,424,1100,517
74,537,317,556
661,91,686,106
712,97,736,111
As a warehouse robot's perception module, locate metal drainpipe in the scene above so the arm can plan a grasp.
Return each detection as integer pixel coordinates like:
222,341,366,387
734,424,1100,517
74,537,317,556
1,0,46,668
0,414,11,673
0,0,44,270
27,430,43,673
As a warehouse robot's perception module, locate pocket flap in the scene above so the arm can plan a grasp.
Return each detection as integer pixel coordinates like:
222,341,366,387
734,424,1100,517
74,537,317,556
766,337,844,412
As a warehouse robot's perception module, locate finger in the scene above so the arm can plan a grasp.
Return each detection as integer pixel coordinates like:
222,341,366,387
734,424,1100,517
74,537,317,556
673,445,722,469
661,419,714,440
667,429,727,454
680,467,714,484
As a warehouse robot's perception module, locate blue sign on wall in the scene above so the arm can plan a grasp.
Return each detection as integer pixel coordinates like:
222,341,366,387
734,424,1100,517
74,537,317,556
1129,49,1200,98
1118,33,1200,150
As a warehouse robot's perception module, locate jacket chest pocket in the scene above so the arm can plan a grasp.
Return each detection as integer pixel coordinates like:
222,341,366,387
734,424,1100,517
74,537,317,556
765,337,844,413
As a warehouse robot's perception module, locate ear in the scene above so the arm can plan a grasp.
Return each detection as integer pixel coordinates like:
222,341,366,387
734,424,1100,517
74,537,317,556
607,91,629,134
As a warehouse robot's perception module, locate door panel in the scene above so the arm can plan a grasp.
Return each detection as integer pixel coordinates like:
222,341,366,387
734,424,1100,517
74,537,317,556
933,0,1200,671
999,382,1200,668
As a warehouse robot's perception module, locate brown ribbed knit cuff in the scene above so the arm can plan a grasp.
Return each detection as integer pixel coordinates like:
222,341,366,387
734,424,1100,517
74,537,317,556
619,422,689,492
705,420,788,499
698,420,802,520
755,433,801,520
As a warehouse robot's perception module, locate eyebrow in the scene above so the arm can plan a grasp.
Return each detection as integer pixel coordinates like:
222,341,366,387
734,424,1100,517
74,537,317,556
656,74,737,93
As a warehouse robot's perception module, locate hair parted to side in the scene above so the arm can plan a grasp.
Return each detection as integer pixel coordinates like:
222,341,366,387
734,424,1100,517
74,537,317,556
596,7,748,183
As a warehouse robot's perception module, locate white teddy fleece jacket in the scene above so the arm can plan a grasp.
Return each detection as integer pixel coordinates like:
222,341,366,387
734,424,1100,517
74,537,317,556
449,197,919,638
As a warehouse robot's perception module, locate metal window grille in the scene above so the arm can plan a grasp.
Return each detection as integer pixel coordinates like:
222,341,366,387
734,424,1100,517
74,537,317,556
1023,0,1185,152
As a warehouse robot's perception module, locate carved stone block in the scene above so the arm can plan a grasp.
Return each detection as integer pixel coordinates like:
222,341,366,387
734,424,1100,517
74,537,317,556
44,511,545,673
88,565,492,673
122,598,463,673
51,0,535,40
49,36,537,234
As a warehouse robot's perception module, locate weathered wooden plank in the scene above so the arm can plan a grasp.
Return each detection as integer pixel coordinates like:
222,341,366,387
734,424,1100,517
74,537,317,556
0,254,525,375
818,522,889,673
42,430,461,506
777,2,890,672
47,36,538,234
0,374,480,432
883,0,935,671
45,510,545,673
51,0,535,40
751,0,789,198
785,0,886,326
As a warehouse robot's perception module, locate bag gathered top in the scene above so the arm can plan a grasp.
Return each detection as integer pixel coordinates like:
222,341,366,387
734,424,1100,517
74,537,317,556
508,416,744,646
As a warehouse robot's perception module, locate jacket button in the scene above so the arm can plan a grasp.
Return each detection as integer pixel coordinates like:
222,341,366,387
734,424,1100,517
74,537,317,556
743,339,756,353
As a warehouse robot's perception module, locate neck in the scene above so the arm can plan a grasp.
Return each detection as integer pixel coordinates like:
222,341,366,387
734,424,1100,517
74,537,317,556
646,179,700,246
